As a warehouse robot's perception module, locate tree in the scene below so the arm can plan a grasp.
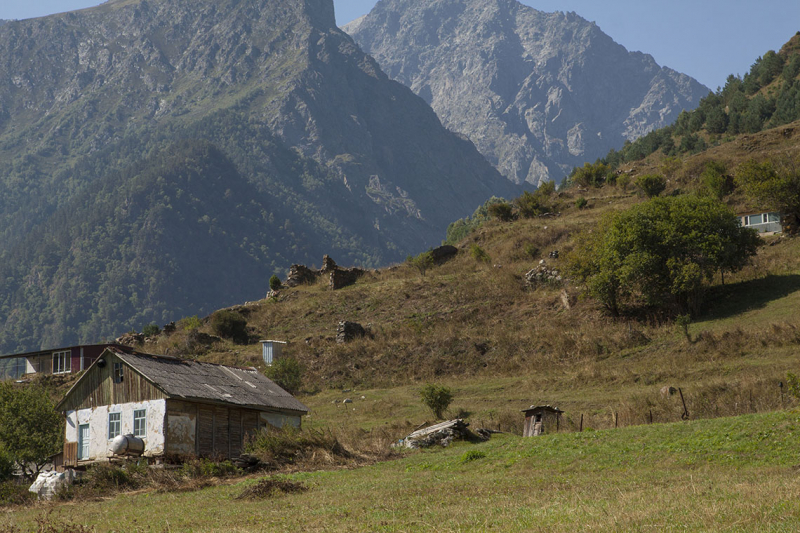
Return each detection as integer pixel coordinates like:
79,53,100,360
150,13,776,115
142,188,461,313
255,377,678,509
0,383,63,479
264,357,304,394
420,384,453,419
408,250,434,277
736,156,800,227
269,274,282,291
515,181,556,218
142,323,160,337
634,174,667,198
568,195,760,316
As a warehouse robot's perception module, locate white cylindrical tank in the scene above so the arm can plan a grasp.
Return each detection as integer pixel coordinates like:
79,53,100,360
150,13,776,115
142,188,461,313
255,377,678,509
111,434,145,456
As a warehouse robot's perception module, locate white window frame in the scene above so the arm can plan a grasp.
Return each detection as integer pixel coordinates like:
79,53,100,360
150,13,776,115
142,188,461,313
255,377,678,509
133,409,147,438
52,350,71,374
108,412,121,440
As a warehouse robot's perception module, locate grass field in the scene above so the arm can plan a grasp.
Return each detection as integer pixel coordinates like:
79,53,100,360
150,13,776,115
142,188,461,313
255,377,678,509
4,410,800,532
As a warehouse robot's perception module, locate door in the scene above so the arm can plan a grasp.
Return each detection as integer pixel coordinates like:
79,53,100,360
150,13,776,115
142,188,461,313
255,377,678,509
78,424,90,460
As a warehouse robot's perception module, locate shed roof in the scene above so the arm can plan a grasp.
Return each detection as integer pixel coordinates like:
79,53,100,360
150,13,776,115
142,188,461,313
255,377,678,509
521,405,564,414
59,348,308,414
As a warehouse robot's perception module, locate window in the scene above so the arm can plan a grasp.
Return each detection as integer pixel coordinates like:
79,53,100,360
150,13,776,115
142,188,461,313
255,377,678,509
133,409,147,437
108,412,121,440
52,351,71,374
113,362,124,383
768,213,781,223
749,214,763,225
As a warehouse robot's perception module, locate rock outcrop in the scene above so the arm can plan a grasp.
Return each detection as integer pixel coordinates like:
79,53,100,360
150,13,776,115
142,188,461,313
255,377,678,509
345,0,710,186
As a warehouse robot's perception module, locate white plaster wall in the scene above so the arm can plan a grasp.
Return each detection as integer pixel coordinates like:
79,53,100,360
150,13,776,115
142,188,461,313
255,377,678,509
64,400,166,460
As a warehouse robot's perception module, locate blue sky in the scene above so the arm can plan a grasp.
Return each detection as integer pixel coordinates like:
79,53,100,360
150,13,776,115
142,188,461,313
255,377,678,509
1,0,798,90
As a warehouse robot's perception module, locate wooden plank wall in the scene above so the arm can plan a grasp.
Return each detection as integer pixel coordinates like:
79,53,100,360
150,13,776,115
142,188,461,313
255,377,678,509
60,353,167,412
166,400,261,459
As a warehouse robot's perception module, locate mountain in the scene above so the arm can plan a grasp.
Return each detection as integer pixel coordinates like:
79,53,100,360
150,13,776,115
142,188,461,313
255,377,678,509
344,0,711,186
0,0,518,354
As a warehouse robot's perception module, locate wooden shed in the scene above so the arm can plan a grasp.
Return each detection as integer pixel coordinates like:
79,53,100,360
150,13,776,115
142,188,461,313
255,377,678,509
56,347,308,466
522,405,563,437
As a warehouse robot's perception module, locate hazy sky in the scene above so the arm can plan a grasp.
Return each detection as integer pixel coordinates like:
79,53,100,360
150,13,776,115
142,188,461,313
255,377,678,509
1,0,798,90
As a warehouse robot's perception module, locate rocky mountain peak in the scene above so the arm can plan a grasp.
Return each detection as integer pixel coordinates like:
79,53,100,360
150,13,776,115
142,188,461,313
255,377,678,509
345,0,711,186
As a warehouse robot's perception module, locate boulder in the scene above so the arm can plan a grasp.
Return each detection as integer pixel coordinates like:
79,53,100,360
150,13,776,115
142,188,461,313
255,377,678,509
430,245,458,264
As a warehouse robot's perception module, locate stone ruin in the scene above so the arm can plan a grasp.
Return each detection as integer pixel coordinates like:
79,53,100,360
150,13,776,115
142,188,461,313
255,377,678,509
284,255,366,290
336,321,367,344
525,259,562,287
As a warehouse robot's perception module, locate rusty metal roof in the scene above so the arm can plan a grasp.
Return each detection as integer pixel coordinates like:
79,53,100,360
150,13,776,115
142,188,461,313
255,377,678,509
110,348,308,414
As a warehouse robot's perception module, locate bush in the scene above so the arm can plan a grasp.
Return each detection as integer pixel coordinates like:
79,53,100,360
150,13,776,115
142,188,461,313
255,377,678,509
0,480,34,507
246,425,348,466
181,315,202,331
469,244,491,264
180,458,238,479
420,384,453,419
269,275,281,291
211,310,248,343
570,162,612,187
523,243,539,259
460,450,487,463
575,197,588,209
515,181,556,218
264,356,304,394
616,174,631,190
407,251,434,277
0,445,12,482
488,201,515,221
700,161,734,199
635,174,667,197
142,323,160,337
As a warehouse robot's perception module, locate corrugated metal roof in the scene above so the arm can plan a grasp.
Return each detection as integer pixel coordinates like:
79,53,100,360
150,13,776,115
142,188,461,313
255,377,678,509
110,348,308,414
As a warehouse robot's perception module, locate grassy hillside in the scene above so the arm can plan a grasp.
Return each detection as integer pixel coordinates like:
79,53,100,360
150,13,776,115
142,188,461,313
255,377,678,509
5,410,800,531
110,118,800,436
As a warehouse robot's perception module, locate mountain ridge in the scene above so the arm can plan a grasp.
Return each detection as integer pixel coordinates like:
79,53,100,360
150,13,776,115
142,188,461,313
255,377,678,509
344,0,710,186
0,0,518,353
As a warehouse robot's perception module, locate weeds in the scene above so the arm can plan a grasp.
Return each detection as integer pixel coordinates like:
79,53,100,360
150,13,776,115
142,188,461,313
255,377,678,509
236,476,307,500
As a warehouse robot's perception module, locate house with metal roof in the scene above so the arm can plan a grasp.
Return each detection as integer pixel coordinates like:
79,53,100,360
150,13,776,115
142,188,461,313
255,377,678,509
56,347,308,466
0,343,126,380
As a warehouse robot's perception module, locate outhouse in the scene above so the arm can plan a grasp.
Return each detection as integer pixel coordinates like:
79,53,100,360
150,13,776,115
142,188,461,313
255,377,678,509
522,405,563,437
260,340,286,366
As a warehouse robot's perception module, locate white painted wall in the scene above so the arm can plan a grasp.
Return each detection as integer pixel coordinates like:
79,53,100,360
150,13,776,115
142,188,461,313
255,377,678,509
65,399,166,460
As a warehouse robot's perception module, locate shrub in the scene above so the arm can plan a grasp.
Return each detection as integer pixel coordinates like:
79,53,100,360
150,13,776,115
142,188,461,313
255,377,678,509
264,356,304,394
420,384,453,419
0,480,34,507
142,323,160,337
616,174,631,190
407,251,434,277
211,310,248,343
469,244,491,264
700,161,734,199
635,174,667,197
246,425,348,466
515,181,556,218
523,243,539,259
0,445,12,482
488,201,515,221
269,275,282,291
570,162,612,187
460,450,487,463
575,197,588,209
181,315,202,331
676,314,692,343
180,458,238,479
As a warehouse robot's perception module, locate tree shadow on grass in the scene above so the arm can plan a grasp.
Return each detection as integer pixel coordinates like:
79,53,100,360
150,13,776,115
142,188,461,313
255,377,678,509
702,274,800,321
